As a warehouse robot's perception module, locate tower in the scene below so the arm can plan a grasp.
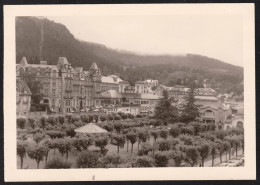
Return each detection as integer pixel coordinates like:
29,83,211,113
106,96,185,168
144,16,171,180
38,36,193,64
89,63,102,107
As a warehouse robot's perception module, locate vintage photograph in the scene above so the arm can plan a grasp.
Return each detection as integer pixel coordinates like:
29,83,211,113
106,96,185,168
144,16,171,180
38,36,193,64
4,4,255,181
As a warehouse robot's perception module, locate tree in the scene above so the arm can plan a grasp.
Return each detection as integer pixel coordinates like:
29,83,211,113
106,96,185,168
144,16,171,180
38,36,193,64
58,116,65,125
158,140,171,151
95,136,109,155
126,132,137,155
33,132,45,144
17,118,26,129
27,144,49,169
184,146,200,167
159,129,168,140
28,118,36,129
137,130,150,150
47,116,58,126
210,142,218,167
137,142,153,156
112,134,125,154
40,116,47,131
45,157,72,169
65,124,76,137
197,140,211,167
76,151,100,168
56,138,72,161
113,122,123,134
169,150,183,167
215,139,225,163
17,140,27,169
223,141,231,162
180,87,200,123
72,136,93,152
23,72,44,107
169,126,181,138
154,90,179,124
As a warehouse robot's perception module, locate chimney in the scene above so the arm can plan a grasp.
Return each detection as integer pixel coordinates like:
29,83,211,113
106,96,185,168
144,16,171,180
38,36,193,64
40,61,47,65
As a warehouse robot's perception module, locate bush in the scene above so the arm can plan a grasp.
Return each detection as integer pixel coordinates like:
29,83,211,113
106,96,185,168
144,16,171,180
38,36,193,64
65,124,76,137
27,118,36,129
158,140,171,151
153,151,169,167
132,156,155,167
159,129,168,140
100,115,107,122
76,151,100,168
137,142,153,156
99,154,123,168
27,144,49,169
45,157,72,169
17,118,26,129
102,124,113,132
46,130,65,139
33,132,45,144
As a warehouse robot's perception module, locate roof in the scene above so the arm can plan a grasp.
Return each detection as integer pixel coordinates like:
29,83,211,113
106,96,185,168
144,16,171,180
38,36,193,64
194,96,219,101
89,62,99,70
74,67,83,73
101,90,122,99
101,76,123,84
20,57,28,65
75,123,108,134
195,88,216,96
16,79,32,95
26,64,57,69
140,93,162,100
135,81,145,84
57,57,69,66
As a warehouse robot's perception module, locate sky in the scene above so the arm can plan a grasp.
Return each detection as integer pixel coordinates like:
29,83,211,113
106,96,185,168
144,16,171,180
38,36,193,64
48,15,243,67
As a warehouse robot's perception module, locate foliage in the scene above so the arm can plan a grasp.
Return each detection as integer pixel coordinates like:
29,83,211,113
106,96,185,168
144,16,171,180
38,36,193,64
154,90,179,124
65,124,76,137
99,154,123,168
150,129,159,141
46,130,65,139
158,140,171,151
72,136,93,151
111,134,126,154
39,116,47,130
27,118,36,129
27,144,49,168
159,129,168,140
184,145,200,167
197,140,211,166
76,151,100,168
137,142,153,156
113,122,123,134
153,151,169,167
33,132,45,144
169,126,181,138
132,156,155,167
17,140,28,169
95,136,109,152
17,118,26,129
56,138,72,159
45,157,72,169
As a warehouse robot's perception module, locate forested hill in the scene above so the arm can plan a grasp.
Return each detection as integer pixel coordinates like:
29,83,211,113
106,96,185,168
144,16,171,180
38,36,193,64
16,16,244,96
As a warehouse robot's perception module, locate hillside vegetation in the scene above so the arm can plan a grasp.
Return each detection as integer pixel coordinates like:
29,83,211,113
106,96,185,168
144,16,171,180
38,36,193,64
16,16,243,96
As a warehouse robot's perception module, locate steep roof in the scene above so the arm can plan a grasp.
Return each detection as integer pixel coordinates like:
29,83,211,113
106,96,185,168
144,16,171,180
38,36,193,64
20,57,28,65
74,67,83,73
89,62,99,70
57,57,69,66
101,76,123,84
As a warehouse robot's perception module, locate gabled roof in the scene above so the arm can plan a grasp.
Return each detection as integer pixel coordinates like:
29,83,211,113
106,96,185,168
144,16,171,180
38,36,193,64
101,76,123,84
89,62,99,70
74,67,83,73
57,57,69,66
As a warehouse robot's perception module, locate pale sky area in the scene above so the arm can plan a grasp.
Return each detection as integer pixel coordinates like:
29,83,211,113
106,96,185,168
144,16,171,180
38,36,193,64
48,15,243,67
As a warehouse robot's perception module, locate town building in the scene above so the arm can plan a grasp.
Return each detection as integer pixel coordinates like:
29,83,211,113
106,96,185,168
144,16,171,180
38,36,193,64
16,57,102,114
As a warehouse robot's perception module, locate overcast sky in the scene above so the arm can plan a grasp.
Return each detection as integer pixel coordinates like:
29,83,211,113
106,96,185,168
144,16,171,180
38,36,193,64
48,15,243,67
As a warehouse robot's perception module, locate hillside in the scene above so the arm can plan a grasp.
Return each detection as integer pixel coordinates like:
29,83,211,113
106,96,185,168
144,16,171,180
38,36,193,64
16,16,244,96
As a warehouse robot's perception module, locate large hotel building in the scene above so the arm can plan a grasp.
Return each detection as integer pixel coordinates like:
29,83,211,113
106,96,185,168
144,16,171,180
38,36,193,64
16,57,162,115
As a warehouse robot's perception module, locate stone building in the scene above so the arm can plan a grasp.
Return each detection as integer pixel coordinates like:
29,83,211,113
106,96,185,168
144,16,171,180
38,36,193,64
16,78,32,116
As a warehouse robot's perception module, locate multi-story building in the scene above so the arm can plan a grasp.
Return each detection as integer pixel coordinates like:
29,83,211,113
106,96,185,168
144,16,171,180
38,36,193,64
16,78,32,116
16,57,102,114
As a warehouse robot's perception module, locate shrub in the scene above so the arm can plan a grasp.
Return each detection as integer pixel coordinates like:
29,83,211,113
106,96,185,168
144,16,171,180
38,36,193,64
113,122,123,134
102,124,113,132
137,142,153,156
58,116,65,124
158,140,171,151
47,116,58,126
76,151,100,168
27,118,36,129
159,129,168,140
153,151,169,167
33,132,45,144
169,126,181,138
99,154,123,168
95,136,109,153
169,150,183,167
132,156,155,167
45,157,72,169
136,114,142,118
17,118,26,129
65,125,76,137
72,136,93,151
46,131,65,139
100,115,107,122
